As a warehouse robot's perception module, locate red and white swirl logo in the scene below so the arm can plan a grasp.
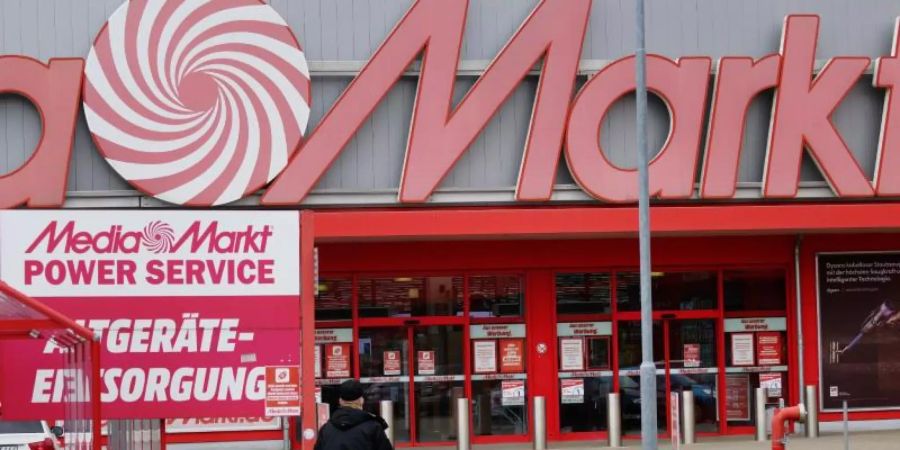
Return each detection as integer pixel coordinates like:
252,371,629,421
82,0,311,206
141,220,175,254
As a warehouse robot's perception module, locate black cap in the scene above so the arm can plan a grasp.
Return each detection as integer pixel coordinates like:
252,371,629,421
339,379,364,401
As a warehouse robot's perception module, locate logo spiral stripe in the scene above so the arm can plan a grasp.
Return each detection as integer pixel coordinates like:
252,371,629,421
141,220,175,254
83,0,311,206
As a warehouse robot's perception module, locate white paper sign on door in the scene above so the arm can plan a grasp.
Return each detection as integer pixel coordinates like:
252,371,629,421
560,338,585,371
474,340,498,374
731,333,755,366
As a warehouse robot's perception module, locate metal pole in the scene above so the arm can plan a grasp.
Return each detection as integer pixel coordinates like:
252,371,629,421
608,393,622,448
282,415,291,450
634,0,657,449
805,385,819,438
380,400,395,445
534,396,547,450
794,237,806,435
456,398,470,450
755,388,767,442
843,400,849,450
682,391,695,445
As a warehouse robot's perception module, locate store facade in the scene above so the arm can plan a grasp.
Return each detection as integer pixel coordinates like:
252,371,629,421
3,0,900,448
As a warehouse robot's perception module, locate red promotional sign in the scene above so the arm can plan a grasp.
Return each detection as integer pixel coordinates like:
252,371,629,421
0,211,300,420
725,374,751,421
264,366,301,416
417,351,436,375
500,339,525,373
683,344,700,368
325,343,351,378
756,332,783,366
383,350,402,376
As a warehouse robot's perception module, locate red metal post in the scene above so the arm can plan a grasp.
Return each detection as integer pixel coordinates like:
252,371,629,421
90,339,102,450
300,211,318,450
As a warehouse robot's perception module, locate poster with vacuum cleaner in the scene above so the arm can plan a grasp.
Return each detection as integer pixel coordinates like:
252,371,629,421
818,252,900,410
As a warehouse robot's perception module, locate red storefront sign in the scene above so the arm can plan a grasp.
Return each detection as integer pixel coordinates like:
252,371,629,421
500,339,525,373
0,211,300,420
0,2,898,208
383,350,402,376
325,343,351,378
264,366,301,416
756,332,783,366
760,372,783,398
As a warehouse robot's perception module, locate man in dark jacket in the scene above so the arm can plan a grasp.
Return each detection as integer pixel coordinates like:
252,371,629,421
314,380,394,450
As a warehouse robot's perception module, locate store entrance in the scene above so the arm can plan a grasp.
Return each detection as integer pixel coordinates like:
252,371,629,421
618,316,719,437
358,323,465,445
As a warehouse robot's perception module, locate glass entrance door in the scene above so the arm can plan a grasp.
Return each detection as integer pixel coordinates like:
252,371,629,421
359,324,464,444
618,317,719,436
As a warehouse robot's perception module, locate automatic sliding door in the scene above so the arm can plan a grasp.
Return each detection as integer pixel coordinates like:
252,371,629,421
358,327,411,443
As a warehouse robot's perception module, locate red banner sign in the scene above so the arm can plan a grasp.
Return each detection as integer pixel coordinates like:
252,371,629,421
500,339,525,373
684,344,700,368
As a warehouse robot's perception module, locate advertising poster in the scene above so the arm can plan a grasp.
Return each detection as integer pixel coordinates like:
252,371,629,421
725,374,751,420
670,392,681,450
501,380,525,406
561,379,585,404
474,340,498,374
560,338,585,371
500,339,525,373
684,343,701,368
325,343,351,378
264,366,301,416
731,333,755,366
383,350,402,376
315,345,322,379
818,252,900,409
756,332,782,366
760,373,783,398
417,351,436,375
0,211,301,420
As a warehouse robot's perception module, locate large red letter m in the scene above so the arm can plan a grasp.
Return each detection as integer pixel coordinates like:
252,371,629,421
262,0,591,204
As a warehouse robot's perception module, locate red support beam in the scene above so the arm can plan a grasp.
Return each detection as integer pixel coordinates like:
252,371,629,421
300,211,317,449
0,319,56,331
312,203,900,241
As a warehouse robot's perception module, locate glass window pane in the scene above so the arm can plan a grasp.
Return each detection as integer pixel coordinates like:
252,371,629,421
472,380,528,436
559,377,612,433
469,275,524,318
724,269,787,311
617,271,718,311
358,276,463,317
555,273,611,315
315,277,352,321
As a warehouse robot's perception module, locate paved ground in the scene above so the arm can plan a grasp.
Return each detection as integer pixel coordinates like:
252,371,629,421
165,430,900,449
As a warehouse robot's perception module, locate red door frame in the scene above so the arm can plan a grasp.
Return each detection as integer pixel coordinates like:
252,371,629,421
615,313,720,439
317,239,797,442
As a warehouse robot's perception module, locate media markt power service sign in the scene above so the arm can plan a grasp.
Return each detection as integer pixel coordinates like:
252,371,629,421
0,210,301,419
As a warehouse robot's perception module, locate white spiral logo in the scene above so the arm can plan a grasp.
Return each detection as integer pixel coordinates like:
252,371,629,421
82,0,311,206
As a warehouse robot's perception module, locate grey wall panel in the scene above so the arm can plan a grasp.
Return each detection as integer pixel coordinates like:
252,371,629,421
1,0,899,204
